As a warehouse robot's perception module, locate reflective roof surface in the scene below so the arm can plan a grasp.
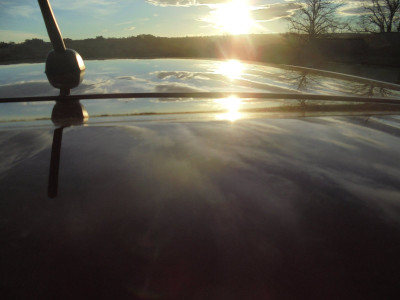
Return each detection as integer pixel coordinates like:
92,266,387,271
1,59,400,299
2,115,400,299
1,59,400,123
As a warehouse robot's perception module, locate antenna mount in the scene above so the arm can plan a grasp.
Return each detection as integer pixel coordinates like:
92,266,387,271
38,0,85,96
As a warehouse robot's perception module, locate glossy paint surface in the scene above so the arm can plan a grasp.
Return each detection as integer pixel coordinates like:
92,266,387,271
1,115,400,299
1,59,400,122
1,59,400,299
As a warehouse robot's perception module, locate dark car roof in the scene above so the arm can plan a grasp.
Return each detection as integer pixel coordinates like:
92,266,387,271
2,116,400,299
1,59,400,299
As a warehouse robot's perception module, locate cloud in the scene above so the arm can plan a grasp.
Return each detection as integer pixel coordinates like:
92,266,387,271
52,0,117,10
128,26,136,31
146,0,228,7
251,3,301,22
338,2,368,16
116,20,136,26
196,1,302,30
51,0,119,15
1,4,36,17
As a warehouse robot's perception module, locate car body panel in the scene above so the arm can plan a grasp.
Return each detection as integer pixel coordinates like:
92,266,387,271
1,59,400,122
1,59,400,299
2,116,400,299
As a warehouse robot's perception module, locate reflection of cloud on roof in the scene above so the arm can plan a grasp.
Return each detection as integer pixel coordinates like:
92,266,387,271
74,77,154,94
0,130,52,177
153,71,210,80
150,98,198,102
155,82,206,92
73,79,116,94
28,120,400,225
0,81,58,98
116,76,150,82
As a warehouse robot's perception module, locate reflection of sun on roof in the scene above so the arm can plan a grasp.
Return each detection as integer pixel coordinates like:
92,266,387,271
215,96,242,122
215,60,244,80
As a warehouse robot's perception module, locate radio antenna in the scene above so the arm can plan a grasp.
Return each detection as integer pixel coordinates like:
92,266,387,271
38,0,66,53
37,0,85,96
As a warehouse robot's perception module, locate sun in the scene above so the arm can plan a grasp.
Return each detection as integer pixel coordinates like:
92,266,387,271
213,0,254,35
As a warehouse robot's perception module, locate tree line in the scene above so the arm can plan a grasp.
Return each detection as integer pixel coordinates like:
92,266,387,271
0,0,399,66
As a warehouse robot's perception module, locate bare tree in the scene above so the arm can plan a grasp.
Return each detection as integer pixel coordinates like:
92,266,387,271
359,0,400,32
287,0,348,40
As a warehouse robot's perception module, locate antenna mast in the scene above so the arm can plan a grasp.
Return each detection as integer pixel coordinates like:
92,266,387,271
37,0,85,96
37,0,66,53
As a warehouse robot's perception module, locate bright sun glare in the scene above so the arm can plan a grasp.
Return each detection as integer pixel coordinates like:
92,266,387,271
214,61,244,121
214,0,254,35
216,59,244,79
215,96,242,122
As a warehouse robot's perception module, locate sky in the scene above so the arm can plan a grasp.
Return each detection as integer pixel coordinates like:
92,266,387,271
0,0,362,43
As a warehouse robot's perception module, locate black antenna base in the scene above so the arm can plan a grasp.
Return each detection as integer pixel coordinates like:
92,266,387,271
45,49,85,94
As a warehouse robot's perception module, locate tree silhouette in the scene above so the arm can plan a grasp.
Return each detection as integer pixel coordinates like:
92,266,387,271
287,0,348,40
359,0,400,32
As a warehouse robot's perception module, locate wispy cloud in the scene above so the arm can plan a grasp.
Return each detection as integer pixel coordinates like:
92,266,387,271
148,0,302,27
338,2,368,16
1,3,36,17
146,0,228,7
116,20,136,26
251,3,301,22
52,0,117,10
51,0,119,15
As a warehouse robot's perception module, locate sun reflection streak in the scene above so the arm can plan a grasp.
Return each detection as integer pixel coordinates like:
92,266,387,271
215,96,242,121
215,60,244,80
